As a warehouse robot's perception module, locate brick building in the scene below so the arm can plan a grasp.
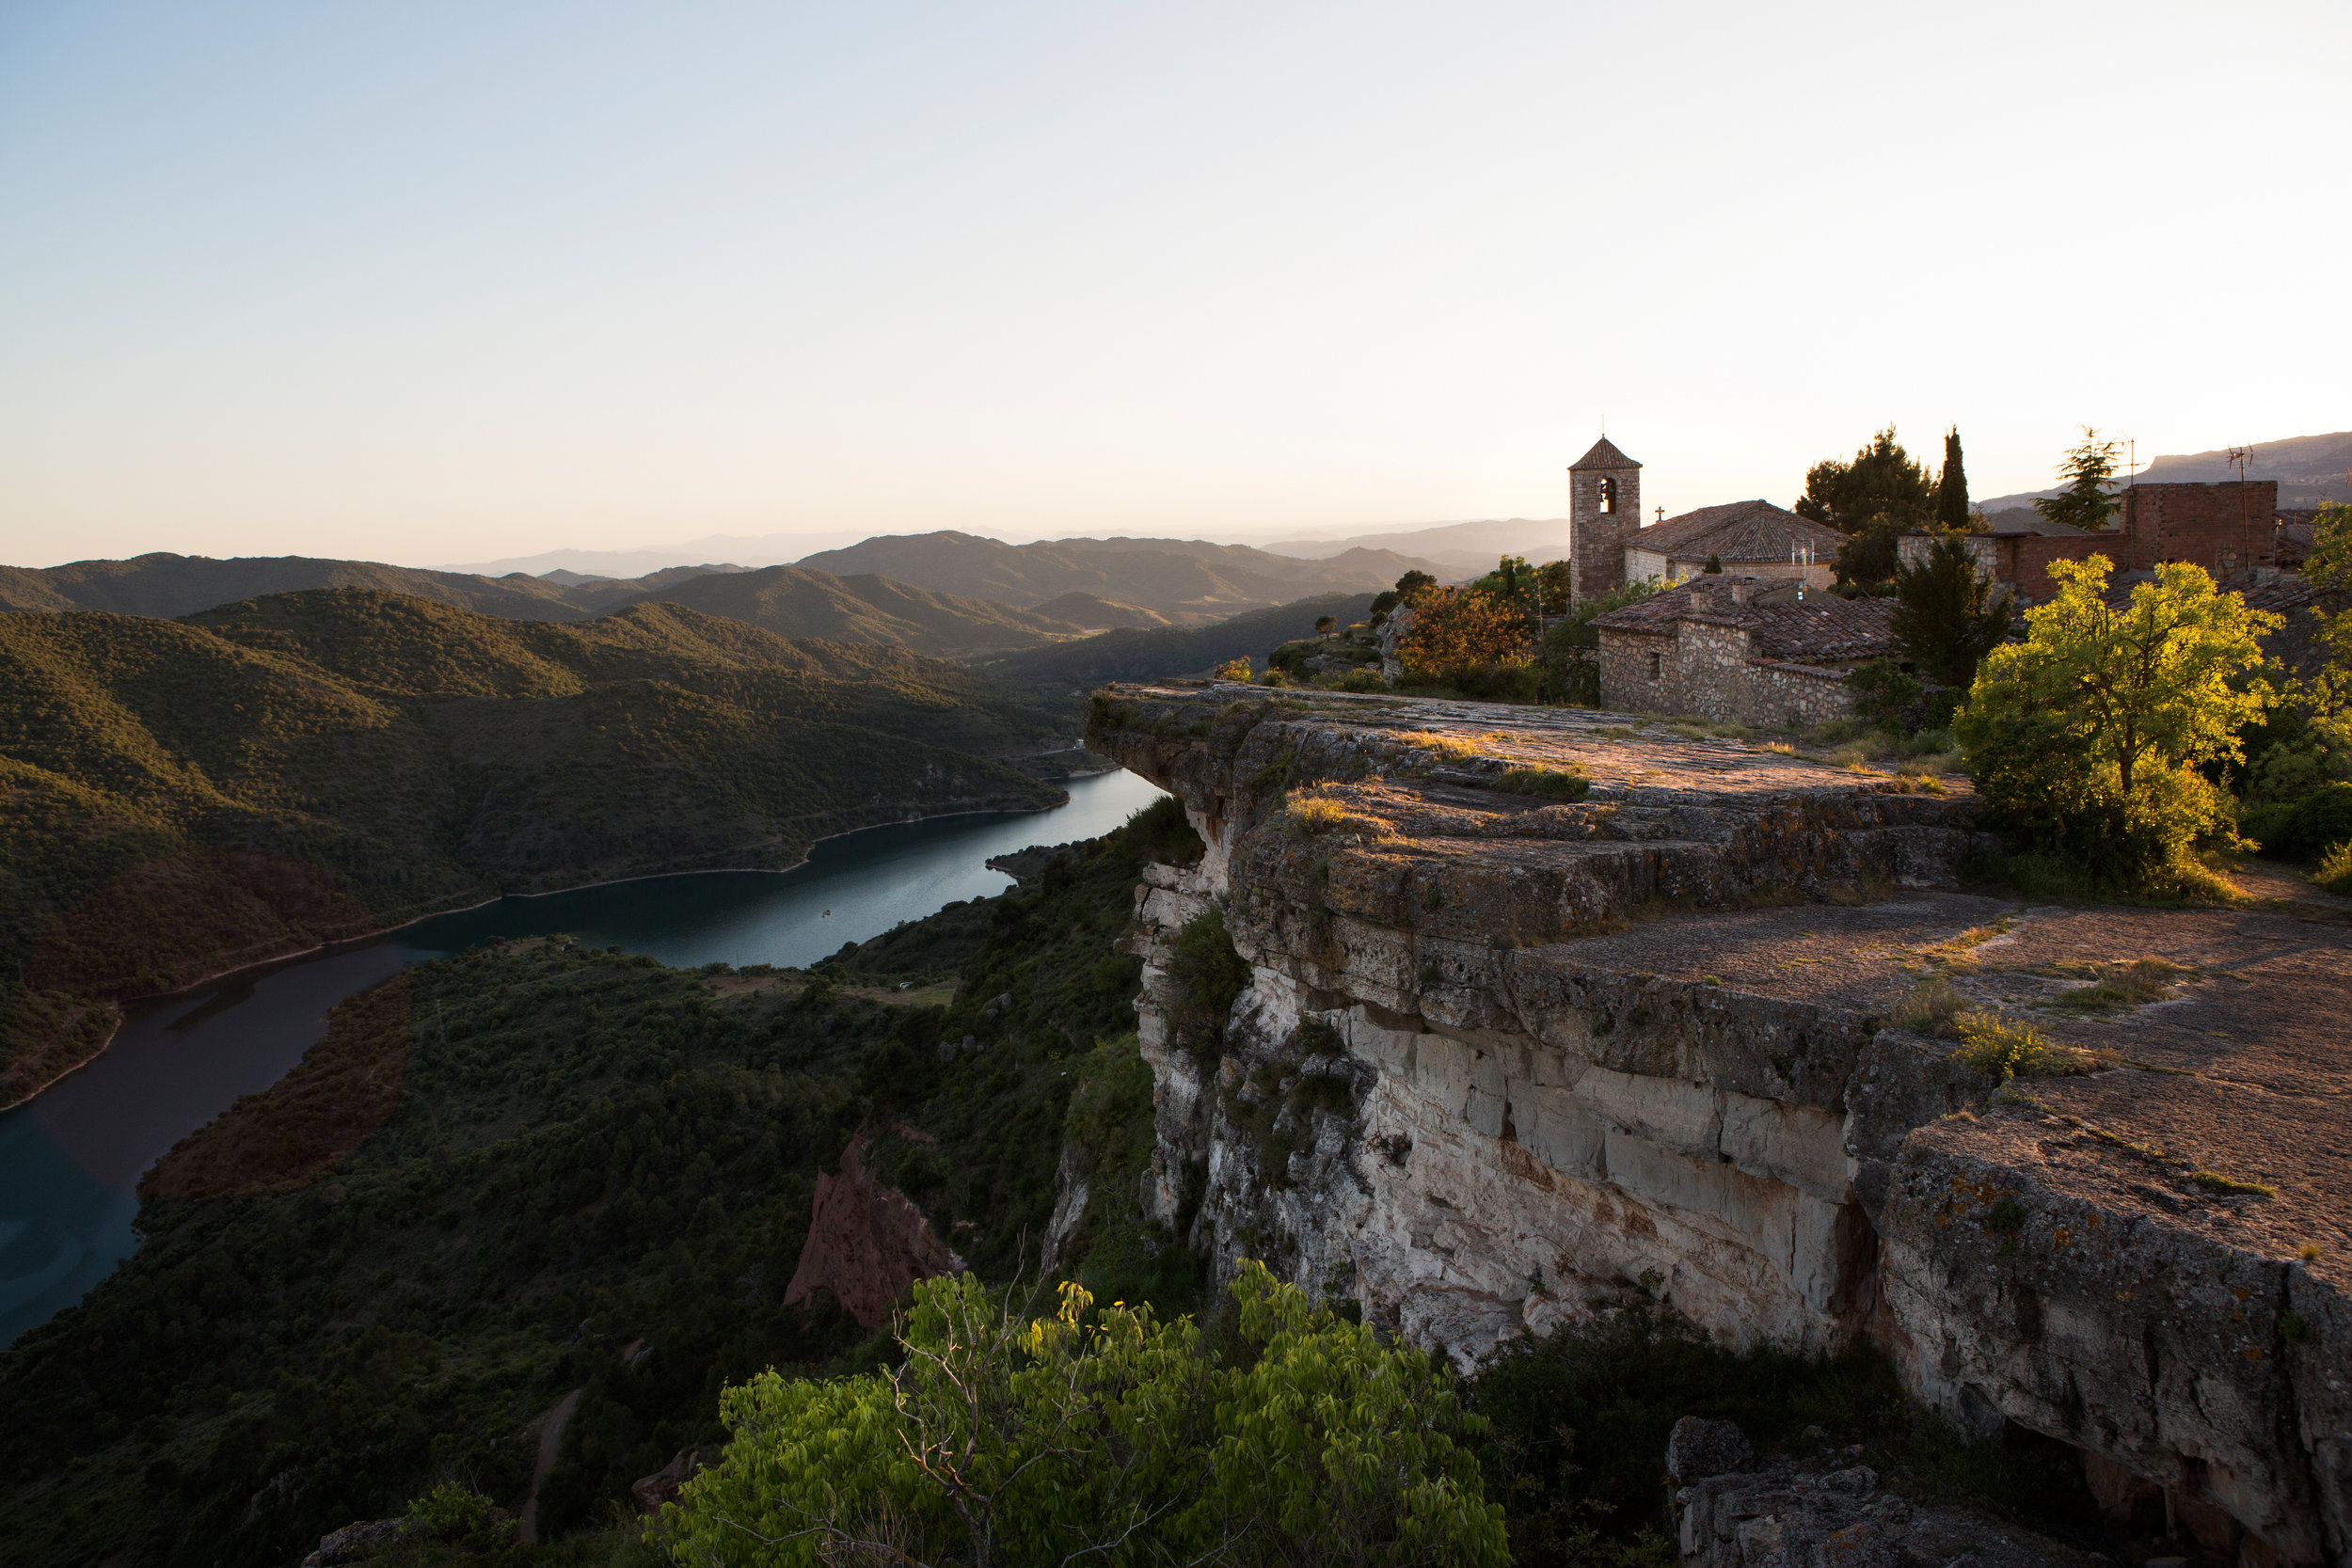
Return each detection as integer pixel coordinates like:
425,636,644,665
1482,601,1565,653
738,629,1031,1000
1590,575,1895,726
1971,481,2285,602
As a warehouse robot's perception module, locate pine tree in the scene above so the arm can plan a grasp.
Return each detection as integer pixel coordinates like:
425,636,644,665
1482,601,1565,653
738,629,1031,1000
1936,428,1972,531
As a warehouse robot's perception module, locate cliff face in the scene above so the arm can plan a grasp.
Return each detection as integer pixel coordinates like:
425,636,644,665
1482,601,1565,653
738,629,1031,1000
1089,684,2352,1568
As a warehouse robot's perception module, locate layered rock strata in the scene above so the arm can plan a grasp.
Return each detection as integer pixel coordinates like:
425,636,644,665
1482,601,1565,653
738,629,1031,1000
1088,683,2352,1567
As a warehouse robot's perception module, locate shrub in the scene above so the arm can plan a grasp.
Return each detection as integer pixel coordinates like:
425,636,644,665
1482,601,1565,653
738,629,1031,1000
1211,656,1252,682
1950,1012,2091,1080
1167,908,1250,1063
1398,586,1537,692
1485,766,1591,801
401,1482,512,1550
2317,840,2352,895
669,1267,1508,1568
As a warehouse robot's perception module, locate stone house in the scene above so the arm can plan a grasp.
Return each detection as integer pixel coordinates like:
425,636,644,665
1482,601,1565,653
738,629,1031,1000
1621,499,1843,591
1590,575,1895,726
1566,436,1841,597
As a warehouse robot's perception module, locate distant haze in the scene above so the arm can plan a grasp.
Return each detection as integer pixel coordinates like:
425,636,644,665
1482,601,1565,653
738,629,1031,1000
2,4,2344,567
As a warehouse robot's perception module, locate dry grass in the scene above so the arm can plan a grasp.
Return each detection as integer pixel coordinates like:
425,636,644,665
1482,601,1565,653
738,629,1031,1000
2190,1170,2277,1198
1903,750,1965,776
1758,741,1796,756
2041,958,2197,1015
1890,974,1966,1036
1280,788,1399,845
1391,729,1484,761
1486,765,1591,800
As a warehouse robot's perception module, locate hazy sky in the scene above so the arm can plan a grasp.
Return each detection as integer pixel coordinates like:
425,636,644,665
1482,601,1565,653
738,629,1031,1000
2,1,2345,569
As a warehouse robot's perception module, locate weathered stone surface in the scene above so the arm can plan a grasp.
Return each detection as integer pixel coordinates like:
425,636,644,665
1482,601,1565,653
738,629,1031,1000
1674,1448,2090,1568
1667,1416,1756,1481
1089,684,2352,1565
300,1518,404,1568
782,1133,962,1331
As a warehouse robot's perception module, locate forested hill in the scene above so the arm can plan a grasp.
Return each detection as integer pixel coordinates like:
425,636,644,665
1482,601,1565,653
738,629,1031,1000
0,588,1065,1106
0,800,1202,1566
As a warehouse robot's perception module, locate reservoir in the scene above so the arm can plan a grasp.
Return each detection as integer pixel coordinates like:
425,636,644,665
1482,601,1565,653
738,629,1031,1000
0,768,1167,1348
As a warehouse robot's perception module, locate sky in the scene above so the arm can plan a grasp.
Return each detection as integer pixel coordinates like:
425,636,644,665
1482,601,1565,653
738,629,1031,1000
1,0,2346,571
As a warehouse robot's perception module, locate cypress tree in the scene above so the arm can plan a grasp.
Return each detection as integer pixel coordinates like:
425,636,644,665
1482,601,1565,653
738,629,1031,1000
1936,427,1971,531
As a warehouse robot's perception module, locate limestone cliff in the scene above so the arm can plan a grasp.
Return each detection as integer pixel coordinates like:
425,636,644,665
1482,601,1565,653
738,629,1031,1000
1089,682,2352,1568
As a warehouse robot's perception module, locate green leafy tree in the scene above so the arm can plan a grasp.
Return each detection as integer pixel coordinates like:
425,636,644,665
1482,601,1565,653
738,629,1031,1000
2033,427,2124,533
1534,560,1572,615
1538,578,1662,705
1956,555,2279,892
1832,523,1906,592
1935,427,1973,531
1794,426,1938,536
663,1265,1507,1568
1702,553,1722,575
1891,534,2011,691
1393,569,1438,605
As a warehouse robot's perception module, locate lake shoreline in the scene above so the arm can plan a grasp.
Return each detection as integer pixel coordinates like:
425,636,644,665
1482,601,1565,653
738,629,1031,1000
2,788,1088,1116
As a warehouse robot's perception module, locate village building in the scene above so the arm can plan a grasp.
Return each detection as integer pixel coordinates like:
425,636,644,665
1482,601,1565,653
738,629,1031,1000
1901,481,2294,604
1567,438,1841,598
1589,574,1894,726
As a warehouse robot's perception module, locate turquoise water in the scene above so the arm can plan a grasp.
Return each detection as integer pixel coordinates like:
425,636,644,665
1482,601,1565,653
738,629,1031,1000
0,768,1166,1347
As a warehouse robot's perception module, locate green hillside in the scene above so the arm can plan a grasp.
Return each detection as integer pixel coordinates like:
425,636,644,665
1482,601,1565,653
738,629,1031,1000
0,589,1065,1104
0,551,590,621
614,565,1085,655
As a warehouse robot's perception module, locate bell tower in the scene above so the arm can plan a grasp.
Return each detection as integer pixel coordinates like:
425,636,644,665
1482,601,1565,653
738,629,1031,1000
1568,436,1642,602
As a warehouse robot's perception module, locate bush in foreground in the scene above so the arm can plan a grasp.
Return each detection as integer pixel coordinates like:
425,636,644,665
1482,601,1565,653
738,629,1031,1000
664,1262,1506,1568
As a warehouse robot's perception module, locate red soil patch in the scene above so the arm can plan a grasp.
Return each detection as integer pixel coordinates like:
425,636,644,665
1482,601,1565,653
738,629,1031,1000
783,1132,962,1332
142,973,412,1200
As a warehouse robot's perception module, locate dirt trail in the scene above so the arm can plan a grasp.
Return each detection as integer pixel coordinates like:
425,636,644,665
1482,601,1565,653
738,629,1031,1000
517,1386,581,1545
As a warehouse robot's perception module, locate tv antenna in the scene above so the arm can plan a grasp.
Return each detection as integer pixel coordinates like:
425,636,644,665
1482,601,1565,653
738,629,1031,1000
2228,443,2256,570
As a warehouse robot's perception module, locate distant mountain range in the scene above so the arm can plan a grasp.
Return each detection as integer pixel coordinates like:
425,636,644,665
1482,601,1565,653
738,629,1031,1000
1257,517,1571,574
0,551,1191,657
0,537,1420,671
1977,430,2352,512
793,531,1439,620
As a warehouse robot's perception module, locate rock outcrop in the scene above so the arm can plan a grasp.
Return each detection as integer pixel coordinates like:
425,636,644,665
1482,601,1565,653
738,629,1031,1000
783,1132,964,1331
1088,683,2352,1567
1670,1421,2090,1568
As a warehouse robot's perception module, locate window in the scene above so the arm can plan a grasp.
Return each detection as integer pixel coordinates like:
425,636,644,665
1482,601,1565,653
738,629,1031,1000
1599,476,1618,515
1647,650,1661,680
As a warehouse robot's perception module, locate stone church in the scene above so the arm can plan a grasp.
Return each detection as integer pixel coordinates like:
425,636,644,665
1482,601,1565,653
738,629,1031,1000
1567,437,1843,600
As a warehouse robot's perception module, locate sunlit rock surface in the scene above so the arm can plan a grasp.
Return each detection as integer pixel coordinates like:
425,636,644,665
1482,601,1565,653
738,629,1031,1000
1088,682,2352,1567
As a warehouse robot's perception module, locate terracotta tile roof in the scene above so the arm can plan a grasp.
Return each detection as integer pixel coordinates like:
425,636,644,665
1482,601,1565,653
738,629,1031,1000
1590,577,1896,664
1568,436,1642,472
1626,499,1845,562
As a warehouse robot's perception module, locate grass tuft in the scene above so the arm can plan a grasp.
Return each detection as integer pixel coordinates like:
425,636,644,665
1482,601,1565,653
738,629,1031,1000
1485,765,1591,801
2042,958,2196,1014
2190,1169,2277,1198
1951,1011,2096,1080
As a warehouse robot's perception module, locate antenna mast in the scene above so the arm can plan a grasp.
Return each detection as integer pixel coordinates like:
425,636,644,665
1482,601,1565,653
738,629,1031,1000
2227,442,2255,573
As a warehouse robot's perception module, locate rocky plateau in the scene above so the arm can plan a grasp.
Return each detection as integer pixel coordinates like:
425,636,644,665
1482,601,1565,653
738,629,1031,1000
1084,681,2352,1568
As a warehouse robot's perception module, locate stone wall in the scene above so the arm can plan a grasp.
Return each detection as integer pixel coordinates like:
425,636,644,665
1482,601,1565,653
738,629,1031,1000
1596,621,1860,727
